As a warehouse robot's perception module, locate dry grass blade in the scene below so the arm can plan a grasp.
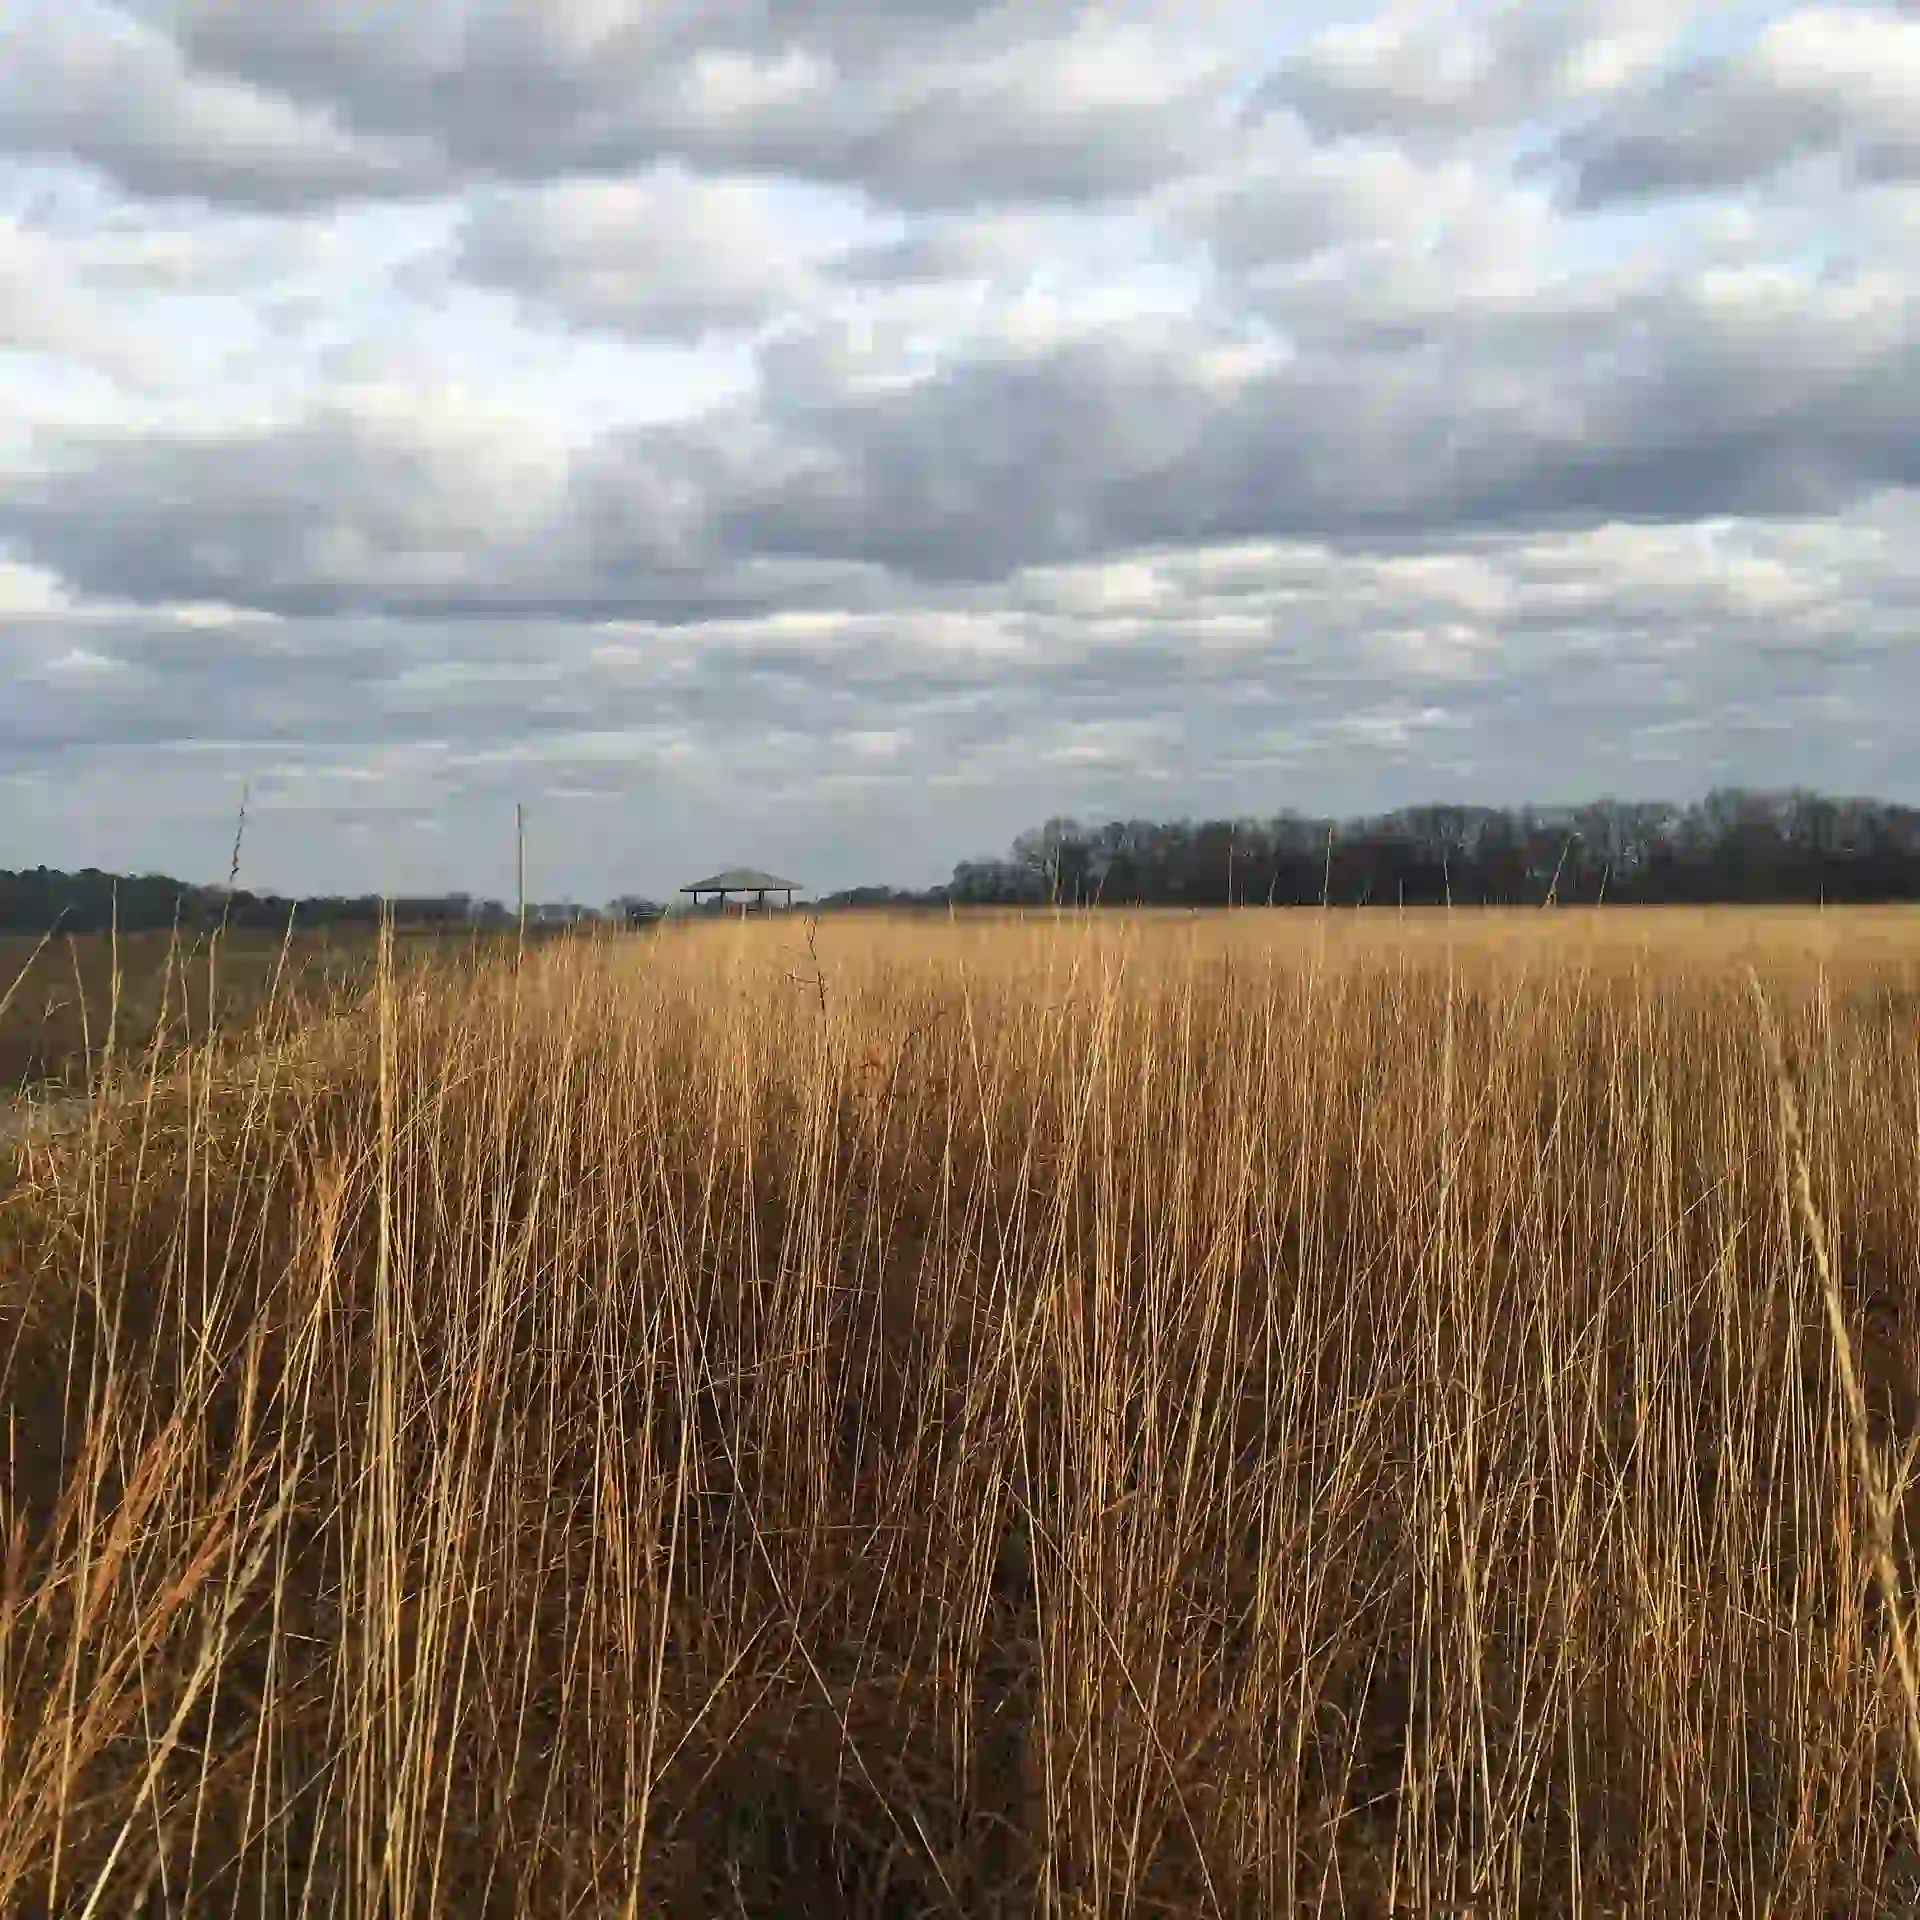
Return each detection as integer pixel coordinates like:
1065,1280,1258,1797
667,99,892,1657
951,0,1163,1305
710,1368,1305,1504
0,923,61,1036
1748,967,1920,1800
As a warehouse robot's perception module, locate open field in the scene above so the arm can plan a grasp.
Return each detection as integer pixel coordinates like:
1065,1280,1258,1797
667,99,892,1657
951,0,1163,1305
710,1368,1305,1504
0,925,545,1101
4,907,1920,1914
0,928,382,1098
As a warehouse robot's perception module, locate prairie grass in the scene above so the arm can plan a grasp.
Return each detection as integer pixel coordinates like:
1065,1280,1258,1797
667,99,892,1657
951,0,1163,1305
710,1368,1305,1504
3,906,1920,1914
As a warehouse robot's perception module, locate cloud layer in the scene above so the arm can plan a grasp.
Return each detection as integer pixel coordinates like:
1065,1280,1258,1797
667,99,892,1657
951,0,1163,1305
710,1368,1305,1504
0,0,1913,898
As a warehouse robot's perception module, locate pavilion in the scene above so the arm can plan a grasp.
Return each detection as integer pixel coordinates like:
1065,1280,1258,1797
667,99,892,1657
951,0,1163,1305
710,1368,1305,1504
679,867,802,914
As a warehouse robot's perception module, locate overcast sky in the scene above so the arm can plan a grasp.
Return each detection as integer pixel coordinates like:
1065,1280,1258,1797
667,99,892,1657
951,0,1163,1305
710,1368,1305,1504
0,0,1913,900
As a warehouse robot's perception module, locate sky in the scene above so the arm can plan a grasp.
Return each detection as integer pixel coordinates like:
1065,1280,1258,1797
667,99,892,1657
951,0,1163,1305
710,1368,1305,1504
0,0,1914,902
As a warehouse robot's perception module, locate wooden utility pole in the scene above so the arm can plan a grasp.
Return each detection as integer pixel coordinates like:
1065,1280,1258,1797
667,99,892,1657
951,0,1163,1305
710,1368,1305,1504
516,804,526,951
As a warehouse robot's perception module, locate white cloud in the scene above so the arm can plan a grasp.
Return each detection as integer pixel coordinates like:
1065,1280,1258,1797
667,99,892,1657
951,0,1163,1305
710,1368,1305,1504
0,558,73,615
1267,0,1719,140
1563,4,1920,201
458,167,879,340
141,0,1232,209
0,0,436,206
0,211,166,382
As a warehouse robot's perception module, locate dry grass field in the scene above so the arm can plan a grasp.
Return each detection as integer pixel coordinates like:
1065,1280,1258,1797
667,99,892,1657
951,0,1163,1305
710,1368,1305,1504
0,929,388,1098
4,906,1920,1915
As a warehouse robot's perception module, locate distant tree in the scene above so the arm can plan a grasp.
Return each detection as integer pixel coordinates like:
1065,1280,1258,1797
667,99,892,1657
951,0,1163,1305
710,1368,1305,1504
946,791,1920,910
1009,818,1094,902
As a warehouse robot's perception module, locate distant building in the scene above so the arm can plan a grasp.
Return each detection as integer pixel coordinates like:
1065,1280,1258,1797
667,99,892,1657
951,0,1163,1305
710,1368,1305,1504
609,895,666,927
679,868,801,914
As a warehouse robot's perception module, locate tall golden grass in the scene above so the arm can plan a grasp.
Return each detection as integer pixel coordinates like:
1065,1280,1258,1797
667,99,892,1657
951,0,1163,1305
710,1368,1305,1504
3,906,1920,1914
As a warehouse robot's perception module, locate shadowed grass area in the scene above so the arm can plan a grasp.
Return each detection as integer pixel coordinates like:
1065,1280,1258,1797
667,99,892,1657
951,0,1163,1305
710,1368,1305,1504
2,907,1920,1914
0,929,381,1097
0,926,535,1098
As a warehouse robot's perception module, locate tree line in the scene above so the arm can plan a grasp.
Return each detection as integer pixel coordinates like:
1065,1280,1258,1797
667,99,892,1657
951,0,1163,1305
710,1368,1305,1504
7,791,1920,933
0,868,502,936
939,790,1920,908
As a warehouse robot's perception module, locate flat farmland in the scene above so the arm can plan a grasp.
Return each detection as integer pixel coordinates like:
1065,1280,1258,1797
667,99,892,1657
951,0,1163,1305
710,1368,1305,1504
3,907,1920,1915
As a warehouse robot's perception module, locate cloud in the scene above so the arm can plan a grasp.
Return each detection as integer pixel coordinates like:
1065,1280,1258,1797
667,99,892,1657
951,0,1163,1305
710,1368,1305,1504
8,497,1916,892
0,212,156,379
0,189,345,393
147,0,1228,210
2,388,574,614
836,207,1090,290
1561,7,1920,203
1260,0,1713,142
0,0,436,208
456,168,873,341
704,267,1920,579
7,250,1916,623
1164,113,1556,291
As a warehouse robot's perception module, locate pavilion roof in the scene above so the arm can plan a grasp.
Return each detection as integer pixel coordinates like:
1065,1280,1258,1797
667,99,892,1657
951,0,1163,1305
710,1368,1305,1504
679,868,800,894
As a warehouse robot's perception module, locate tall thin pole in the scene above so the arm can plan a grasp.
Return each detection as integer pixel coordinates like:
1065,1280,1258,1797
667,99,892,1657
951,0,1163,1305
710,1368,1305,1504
516,803,526,953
